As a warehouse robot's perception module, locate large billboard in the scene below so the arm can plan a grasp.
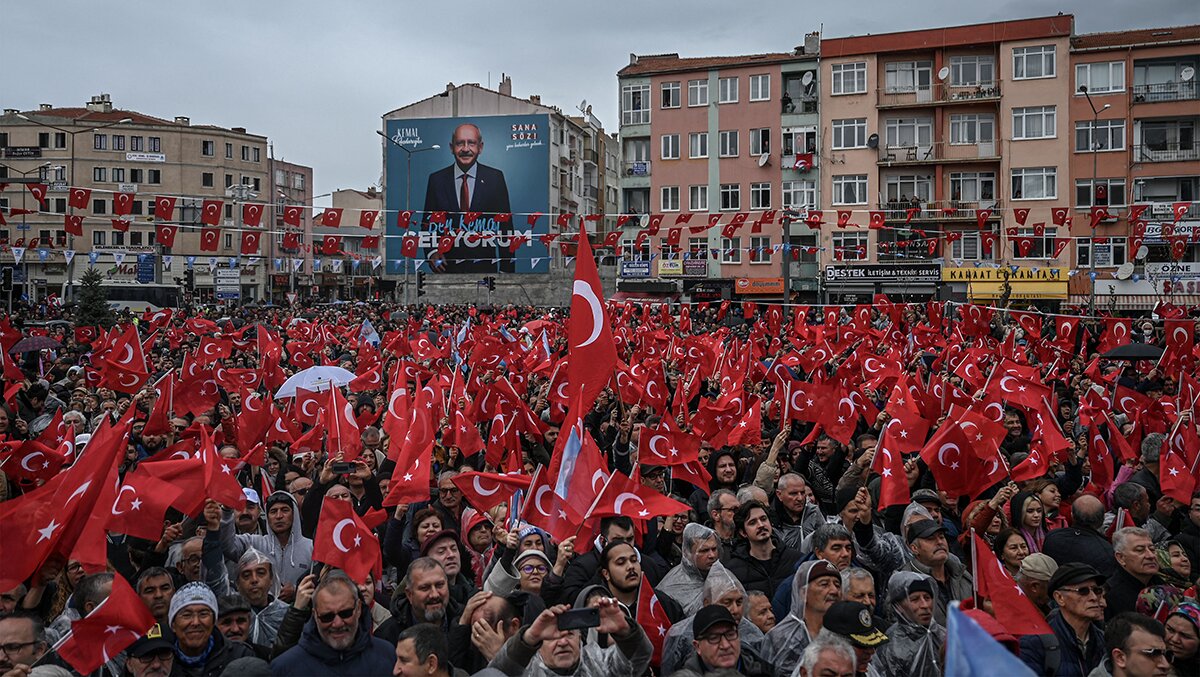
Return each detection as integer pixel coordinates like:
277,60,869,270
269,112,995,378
384,114,550,274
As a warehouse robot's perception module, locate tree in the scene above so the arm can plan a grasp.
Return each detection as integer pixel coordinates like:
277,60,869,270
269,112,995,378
76,267,116,329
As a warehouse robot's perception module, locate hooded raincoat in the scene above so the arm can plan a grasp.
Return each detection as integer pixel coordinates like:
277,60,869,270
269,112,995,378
660,561,765,675
218,490,314,594
872,572,946,677
762,560,828,677
657,524,718,615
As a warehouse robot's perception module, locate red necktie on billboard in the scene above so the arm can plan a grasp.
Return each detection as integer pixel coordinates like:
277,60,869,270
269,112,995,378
460,174,470,211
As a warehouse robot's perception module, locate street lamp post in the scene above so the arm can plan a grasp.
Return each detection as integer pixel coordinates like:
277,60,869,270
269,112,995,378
376,130,439,305
15,114,132,300
0,161,51,312
1078,86,1111,314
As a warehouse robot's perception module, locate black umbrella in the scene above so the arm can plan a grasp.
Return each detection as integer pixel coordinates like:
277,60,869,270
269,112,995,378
1101,342,1162,361
9,336,61,353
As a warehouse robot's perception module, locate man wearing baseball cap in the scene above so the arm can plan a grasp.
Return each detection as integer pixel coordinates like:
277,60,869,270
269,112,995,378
123,623,174,677
682,605,771,676
1019,563,1108,677
821,600,888,676
898,518,972,626
1017,553,1058,615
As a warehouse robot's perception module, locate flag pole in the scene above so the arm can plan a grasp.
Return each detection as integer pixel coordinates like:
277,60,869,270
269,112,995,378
969,527,979,605
517,465,543,523
574,471,617,539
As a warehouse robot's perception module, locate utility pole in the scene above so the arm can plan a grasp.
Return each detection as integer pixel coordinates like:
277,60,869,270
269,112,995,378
1079,86,1111,314
377,130,439,307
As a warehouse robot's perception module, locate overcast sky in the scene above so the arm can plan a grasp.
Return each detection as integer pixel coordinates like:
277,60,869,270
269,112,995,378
2,0,1193,203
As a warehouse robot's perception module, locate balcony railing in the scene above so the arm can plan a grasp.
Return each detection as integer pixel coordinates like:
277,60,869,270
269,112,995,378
1145,201,1200,220
1133,144,1200,163
1132,82,1199,103
877,81,1002,108
878,199,1002,221
583,148,599,165
623,161,651,177
877,140,1000,165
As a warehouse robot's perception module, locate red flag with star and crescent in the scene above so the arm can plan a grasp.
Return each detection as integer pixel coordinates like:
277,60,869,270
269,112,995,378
569,224,616,406
972,533,1054,636
57,574,156,676
637,579,673,668
313,497,382,585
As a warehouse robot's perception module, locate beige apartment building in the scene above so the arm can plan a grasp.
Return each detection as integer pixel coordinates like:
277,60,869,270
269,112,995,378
323,186,384,300
0,94,312,304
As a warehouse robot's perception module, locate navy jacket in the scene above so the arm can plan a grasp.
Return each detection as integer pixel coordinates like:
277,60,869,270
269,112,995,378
270,611,395,677
1019,609,1105,677
422,162,513,274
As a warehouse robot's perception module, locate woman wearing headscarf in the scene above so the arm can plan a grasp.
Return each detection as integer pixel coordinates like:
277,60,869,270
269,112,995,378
656,523,720,616
1156,540,1197,594
659,561,767,675
1009,490,1047,554
1166,602,1200,677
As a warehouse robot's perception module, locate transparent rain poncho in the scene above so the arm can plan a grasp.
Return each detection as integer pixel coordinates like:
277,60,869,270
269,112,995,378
656,523,718,615
871,571,946,677
660,561,764,675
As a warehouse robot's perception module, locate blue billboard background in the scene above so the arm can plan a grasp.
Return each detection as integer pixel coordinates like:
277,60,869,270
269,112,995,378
384,114,550,274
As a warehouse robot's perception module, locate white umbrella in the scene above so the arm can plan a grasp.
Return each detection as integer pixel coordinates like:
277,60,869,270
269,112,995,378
274,365,356,399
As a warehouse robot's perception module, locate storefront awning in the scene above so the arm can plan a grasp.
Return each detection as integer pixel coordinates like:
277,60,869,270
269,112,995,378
1066,294,1200,311
969,281,1068,301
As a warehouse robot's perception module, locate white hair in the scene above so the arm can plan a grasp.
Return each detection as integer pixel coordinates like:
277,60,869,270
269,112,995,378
1112,526,1151,554
800,633,856,676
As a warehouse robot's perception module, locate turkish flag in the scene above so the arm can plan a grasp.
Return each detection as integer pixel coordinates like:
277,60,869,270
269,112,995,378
0,439,68,485
319,208,343,227
443,407,485,457
590,471,689,519
452,471,530,513
106,471,184,541
382,435,432,506
359,210,378,229
438,235,454,254
980,230,997,254
637,580,673,668
872,426,910,509
1052,238,1070,258
971,533,1053,635
240,231,260,255
725,398,762,447
324,386,362,461
1011,446,1050,483
361,235,380,249
283,205,302,227
153,196,176,221
68,187,92,210
401,235,419,258
883,378,931,452
313,498,382,585
64,214,84,236
569,224,616,406
349,364,382,392
1173,202,1191,223
26,183,47,206
111,218,131,232
1098,318,1132,353
201,429,246,511
200,227,219,251
155,224,177,248
200,199,223,226
282,232,300,249
294,387,324,426
57,575,156,676
869,211,886,229
322,235,342,255
112,192,135,216
1050,207,1068,226
241,203,264,227
520,466,580,543
806,210,824,228
919,423,981,498
398,210,414,228
1013,207,1030,225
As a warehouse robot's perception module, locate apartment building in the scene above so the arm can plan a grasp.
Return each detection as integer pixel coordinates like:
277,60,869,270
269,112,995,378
324,186,384,300
820,16,1076,305
616,36,823,303
0,94,312,303
1068,25,1200,310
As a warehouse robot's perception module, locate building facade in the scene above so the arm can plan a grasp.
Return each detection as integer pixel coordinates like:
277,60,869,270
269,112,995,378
0,94,311,304
323,186,384,300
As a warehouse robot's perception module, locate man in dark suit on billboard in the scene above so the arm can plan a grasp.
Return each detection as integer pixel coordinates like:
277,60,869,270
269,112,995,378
422,123,513,273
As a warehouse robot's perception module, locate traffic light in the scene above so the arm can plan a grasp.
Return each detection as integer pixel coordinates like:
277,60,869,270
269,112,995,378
485,276,496,292
184,268,195,291
416,271,426,297
1,268,11,293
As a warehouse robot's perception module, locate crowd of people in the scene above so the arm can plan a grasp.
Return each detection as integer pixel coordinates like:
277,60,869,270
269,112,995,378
0,296,1197,677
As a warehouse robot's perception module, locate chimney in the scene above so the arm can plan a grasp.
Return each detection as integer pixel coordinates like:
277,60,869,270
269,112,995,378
629,53,639,65
446,82,455,93
232,126,246,133
39,104,52,111
4,109,17,116
86,94,113,113
175,116,190,126
366,186,378,198
805,32,821,56
498,73,512,96
529,94,541,106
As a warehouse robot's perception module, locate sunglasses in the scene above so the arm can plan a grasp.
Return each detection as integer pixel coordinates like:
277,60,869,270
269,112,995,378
316,605,357,624
1060,585,1106,597
134,648,174,663
1133,648,1173,663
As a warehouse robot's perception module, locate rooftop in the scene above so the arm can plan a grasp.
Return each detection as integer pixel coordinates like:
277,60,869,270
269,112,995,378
618,52,806,78
1071,24,1200,50
7,95,266,137
821,15,1073,58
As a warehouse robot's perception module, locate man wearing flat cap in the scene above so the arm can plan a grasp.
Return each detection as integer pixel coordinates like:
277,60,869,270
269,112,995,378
1019,563,1108,677
682,604,771,676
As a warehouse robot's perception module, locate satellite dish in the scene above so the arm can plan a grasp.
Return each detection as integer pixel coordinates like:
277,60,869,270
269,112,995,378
802,71,814,86
1136,245,1149,260
1182,66,1196,82
937,66,950,81
757,153,771,167
586,104,593,115
867,133,880,149
579,99,588,111
1116,262,1135,280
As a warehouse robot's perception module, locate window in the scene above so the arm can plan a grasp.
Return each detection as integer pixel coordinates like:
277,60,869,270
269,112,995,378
202,172,214,188
1078,237,1127,267
253,177,261,192
225,174,234,188
202,140,214,156
93,167,107,182
93,231,106,246
240,145,250,161
950,232,993,260
718,77,738,103
884,175,933,204
292,174,305,190
688,236,708,259
111,167,125,183
832,119,867,149
1076,179,1127,208
147,169,161,184
833,232,868,260
148,137,161,152
1011,167,1057,200
1075,120,1125,151
52,198,66,214
750,183,772,210
93,134,107,150
782,128,817,156
720,184,741,211
950,55,995,86
130,200,143,216
689,132,708,159
129,168,142,183
35,132,48,148
750,74,770,101
621,84,650,125
949,114,995,144
832,175,869,205
831,62,867,95
661,242,680,260
1013,45,1057,80
1012,106,1057,140
660,186,680,212
225,142,233,158
1014,226,1057,259
949,172,997,203
130,231,143,246
781,180,817,209
688,79,709,107
749,236,771,264
112,135,125,151
721,237,742,263
53,132,66,149
92,199,106,215
885,117,933,148
689,185,708,211
661,81,680,108
224,234,233,249
55,229,66,245
750,128,771,156
130,136,143,151
275,169,286,186
1076,62,1125,94
884,61,932,93
718,130,739,158
660,134,680,160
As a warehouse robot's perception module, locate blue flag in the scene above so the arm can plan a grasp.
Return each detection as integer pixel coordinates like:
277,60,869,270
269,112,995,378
945,604,1036,677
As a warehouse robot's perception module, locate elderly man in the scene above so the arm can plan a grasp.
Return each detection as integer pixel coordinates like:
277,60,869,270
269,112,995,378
819,601,889,677
123,623,175,677
376,558,463,643
1020,563,1108,677
0,614,48,675
661,561,767,674
488,597,653,676
1016,553,1057,615
871,573,945,677
773,523,856,619
214,491,313,604
797,634,858,677
773,473,826,551
681,605,772,675
1043,494,1120,578
169,582,255,677
764,560,843,676
1107,527,1166,619
658,524,721,615
270,570,395,675
898,519,972,626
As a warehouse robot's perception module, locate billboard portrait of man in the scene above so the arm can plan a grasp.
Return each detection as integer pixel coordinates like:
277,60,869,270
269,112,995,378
422,123,513,273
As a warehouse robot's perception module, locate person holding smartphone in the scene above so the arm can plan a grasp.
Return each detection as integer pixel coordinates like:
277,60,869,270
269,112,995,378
486,597,652,676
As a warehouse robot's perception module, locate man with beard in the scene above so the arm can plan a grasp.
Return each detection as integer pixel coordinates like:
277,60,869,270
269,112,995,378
898,519,972,626
376,558,462,643
234,489,264,535
214,493,313,604
722,501,803,595
598,541,683,623
270,570,394,675
217,549,289,648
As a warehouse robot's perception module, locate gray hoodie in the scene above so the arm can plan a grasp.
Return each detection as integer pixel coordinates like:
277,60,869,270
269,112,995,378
218,490,314,594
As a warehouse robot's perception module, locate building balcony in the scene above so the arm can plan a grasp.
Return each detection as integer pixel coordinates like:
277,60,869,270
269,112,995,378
877,81,1002,109
1145,201,1199,221
877,141,999,166
583,148,599,166
1133,143,1200,163
1132,82,1199,104
623,160,651,177
879,199,1003,222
